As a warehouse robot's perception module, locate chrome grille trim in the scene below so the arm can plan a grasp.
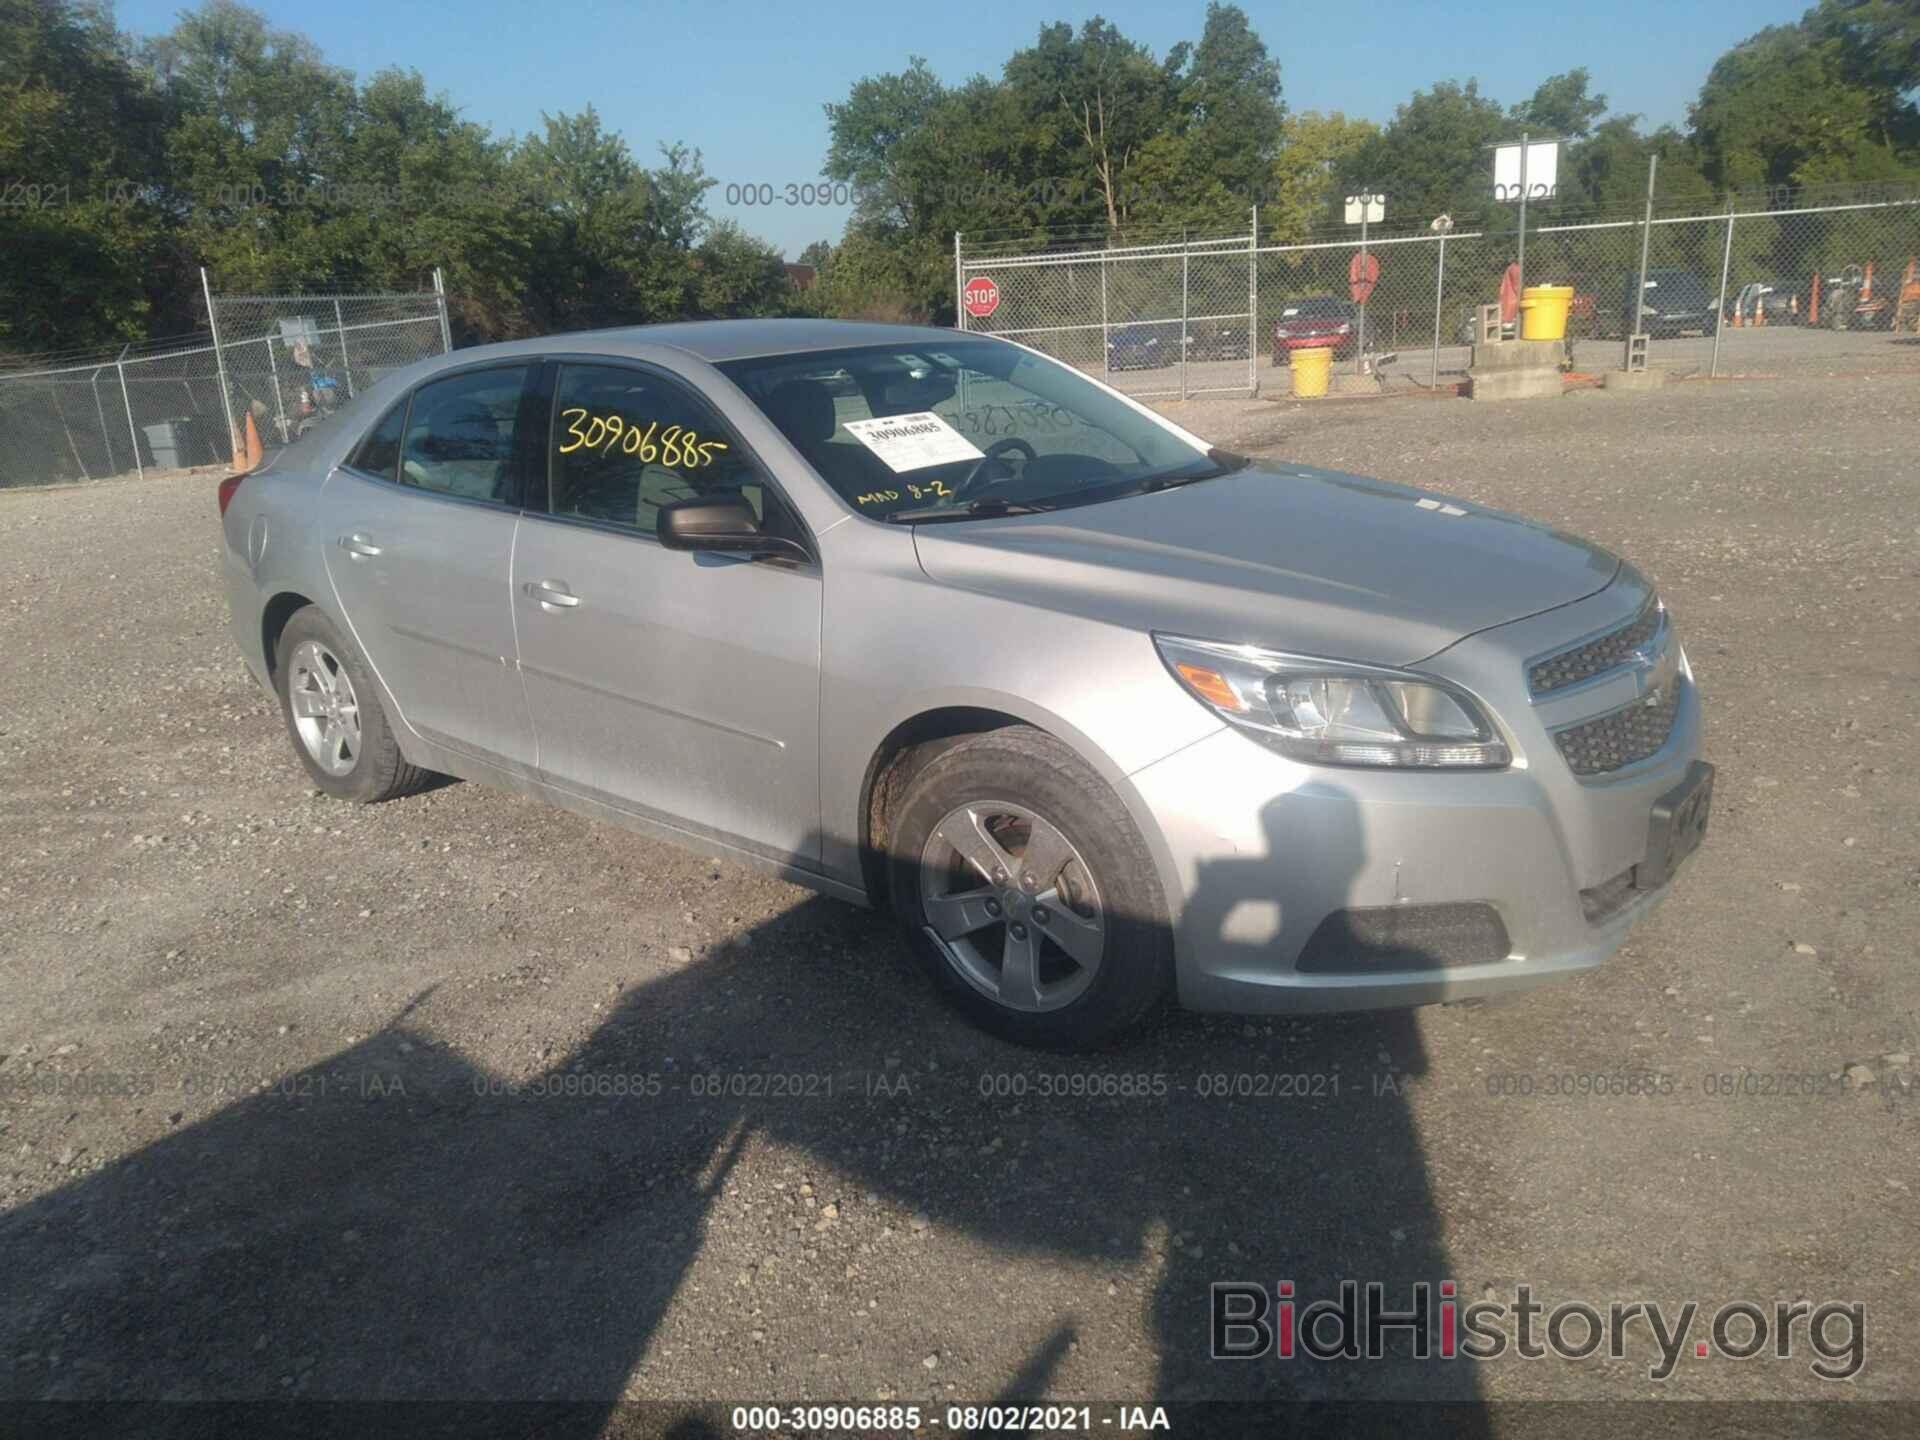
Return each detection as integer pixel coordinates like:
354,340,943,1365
1528,597,1666,698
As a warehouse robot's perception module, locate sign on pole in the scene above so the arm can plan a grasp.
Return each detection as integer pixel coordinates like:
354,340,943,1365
962,276,1000,319
1343,194,1385,225
1493,141,1560,202
1348,252,1380,305
1343,194,1384,373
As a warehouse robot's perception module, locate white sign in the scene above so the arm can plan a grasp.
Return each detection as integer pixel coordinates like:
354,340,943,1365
1493,141,1559,201
841,412,984,473
1344,193,1385,225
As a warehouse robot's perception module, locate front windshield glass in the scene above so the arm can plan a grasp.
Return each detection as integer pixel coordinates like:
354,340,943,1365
716,340,1215,521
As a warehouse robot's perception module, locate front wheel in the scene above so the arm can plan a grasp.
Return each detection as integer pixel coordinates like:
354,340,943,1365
887,728,1173,1049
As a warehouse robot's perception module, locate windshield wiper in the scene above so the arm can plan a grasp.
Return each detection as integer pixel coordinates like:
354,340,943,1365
1129,447,1255,495
882,496,1055,524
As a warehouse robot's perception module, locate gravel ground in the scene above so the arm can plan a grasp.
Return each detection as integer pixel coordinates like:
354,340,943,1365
0,373,1915,1421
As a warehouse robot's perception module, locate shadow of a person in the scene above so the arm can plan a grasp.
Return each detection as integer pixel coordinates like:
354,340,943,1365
1,784,1486,1434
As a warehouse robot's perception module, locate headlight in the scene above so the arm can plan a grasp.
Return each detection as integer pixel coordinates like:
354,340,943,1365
1154,634,1511,769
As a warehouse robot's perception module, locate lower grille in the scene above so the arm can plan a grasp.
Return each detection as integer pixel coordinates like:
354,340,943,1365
1553,684,1683,776
1295,903,1511,974
1579,868,1639,923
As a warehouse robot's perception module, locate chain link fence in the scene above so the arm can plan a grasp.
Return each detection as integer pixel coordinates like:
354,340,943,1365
957,188,1920,399
0,270,452,489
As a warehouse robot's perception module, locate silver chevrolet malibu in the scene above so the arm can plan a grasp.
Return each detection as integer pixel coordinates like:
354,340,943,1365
220,319,1710,1048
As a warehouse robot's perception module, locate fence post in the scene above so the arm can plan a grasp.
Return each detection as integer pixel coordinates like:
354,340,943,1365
1180,236,1190,401
953,233,964,332
1710,201,1735,378
265,338,289,446
1100,252,1109,373
1432,230,1447,387
116,347,142,480
90,368,112,474
203,267,238,464
1515,131,1530,298
432,267,453,353
1629,155,1658,368
1247,205,1258,396
334,298,354,397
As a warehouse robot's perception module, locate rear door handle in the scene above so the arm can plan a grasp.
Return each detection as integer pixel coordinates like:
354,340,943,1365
524,579,581,610
339,533,382,558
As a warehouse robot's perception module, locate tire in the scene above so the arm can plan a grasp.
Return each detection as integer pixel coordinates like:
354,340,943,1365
886,727,1173,1049
274,605,434,803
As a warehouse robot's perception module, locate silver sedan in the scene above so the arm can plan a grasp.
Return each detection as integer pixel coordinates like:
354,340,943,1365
219,319,1710,1048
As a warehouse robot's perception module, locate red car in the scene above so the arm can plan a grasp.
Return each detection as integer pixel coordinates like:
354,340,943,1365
1272,296,1358,364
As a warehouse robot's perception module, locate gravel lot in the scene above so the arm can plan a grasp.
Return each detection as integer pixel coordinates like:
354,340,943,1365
1,372,1915,1422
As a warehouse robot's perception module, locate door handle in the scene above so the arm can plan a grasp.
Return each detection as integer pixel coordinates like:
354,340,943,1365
523,579,581,610
339,533,382,558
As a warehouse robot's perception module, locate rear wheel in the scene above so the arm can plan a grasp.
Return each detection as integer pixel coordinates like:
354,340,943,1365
887,728,1172,1049
274,606,434,802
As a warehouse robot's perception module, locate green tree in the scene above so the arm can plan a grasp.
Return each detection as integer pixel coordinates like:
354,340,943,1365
0,0,168,352
1337,78,1511,229
1263,110,1378,240
1511,68,1608,139
1178,2,1285,200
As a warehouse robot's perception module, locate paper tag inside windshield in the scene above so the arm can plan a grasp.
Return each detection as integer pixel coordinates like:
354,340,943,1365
841,413,984,472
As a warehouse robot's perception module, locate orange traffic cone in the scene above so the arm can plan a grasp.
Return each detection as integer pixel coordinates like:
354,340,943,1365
243,411,264,471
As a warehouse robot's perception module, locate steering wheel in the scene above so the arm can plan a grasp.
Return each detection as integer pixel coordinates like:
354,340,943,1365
954,437,1037,499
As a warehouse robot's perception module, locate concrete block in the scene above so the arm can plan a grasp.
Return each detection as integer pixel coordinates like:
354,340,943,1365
1466,367,1563,401
1602,367,1667,392
1469,338,1566,372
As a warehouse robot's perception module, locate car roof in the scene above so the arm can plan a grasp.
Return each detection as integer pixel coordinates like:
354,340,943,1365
448,318,979,367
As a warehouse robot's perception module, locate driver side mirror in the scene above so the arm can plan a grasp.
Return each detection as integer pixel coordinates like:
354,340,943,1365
656,495,808,562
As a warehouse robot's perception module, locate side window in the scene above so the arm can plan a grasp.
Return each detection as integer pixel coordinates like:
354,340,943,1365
398,364,534,504
550,363,791,537
348,398,407,481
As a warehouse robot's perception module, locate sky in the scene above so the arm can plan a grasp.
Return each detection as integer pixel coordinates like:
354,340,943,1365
113,0,1808,257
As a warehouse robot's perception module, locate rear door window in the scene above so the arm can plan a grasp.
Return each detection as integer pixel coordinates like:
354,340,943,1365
398,365,535,505
347,399,407,481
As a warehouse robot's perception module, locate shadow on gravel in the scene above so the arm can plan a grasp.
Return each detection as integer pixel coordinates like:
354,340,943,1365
0,793,1485,1432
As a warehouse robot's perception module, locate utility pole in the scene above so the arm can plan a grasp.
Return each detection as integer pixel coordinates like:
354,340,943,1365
1629,153,1659,368
1515,131,1529,297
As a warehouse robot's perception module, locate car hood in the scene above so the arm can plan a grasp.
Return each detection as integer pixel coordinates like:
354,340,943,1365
911,464,1620,666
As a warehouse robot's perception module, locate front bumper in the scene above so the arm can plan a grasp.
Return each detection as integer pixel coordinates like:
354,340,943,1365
1129,581,1705,1014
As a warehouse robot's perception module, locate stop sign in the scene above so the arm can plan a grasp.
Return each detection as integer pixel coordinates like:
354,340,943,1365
962,276,1000,319
1349,251,1380,304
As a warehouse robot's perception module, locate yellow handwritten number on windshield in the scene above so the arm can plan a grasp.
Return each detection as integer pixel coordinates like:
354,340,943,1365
558,408,729,468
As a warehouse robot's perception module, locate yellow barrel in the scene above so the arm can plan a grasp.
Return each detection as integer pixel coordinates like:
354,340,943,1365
1520,284,1575,340
1289,345,1333,398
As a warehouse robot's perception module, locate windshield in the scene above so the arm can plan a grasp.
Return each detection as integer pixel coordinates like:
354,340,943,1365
1279,298,1349,320
716,340,1217,521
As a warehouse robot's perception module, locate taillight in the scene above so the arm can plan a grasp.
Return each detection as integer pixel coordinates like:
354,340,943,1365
217,472,246,517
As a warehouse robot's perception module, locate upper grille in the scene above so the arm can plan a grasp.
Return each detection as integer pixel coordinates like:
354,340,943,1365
1553,684,1683,776
1530,599,1664,695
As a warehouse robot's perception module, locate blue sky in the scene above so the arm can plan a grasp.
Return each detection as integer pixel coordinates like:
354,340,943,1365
114,0,1804,257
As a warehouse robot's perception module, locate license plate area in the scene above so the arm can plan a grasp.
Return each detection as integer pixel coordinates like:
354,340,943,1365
1635,760,1714,891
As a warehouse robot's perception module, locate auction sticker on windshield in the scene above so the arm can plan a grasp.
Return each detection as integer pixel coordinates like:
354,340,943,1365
842,412,984,472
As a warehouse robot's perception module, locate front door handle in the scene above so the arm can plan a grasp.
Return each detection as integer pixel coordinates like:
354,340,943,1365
339,533,382,558
524,579,581,610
